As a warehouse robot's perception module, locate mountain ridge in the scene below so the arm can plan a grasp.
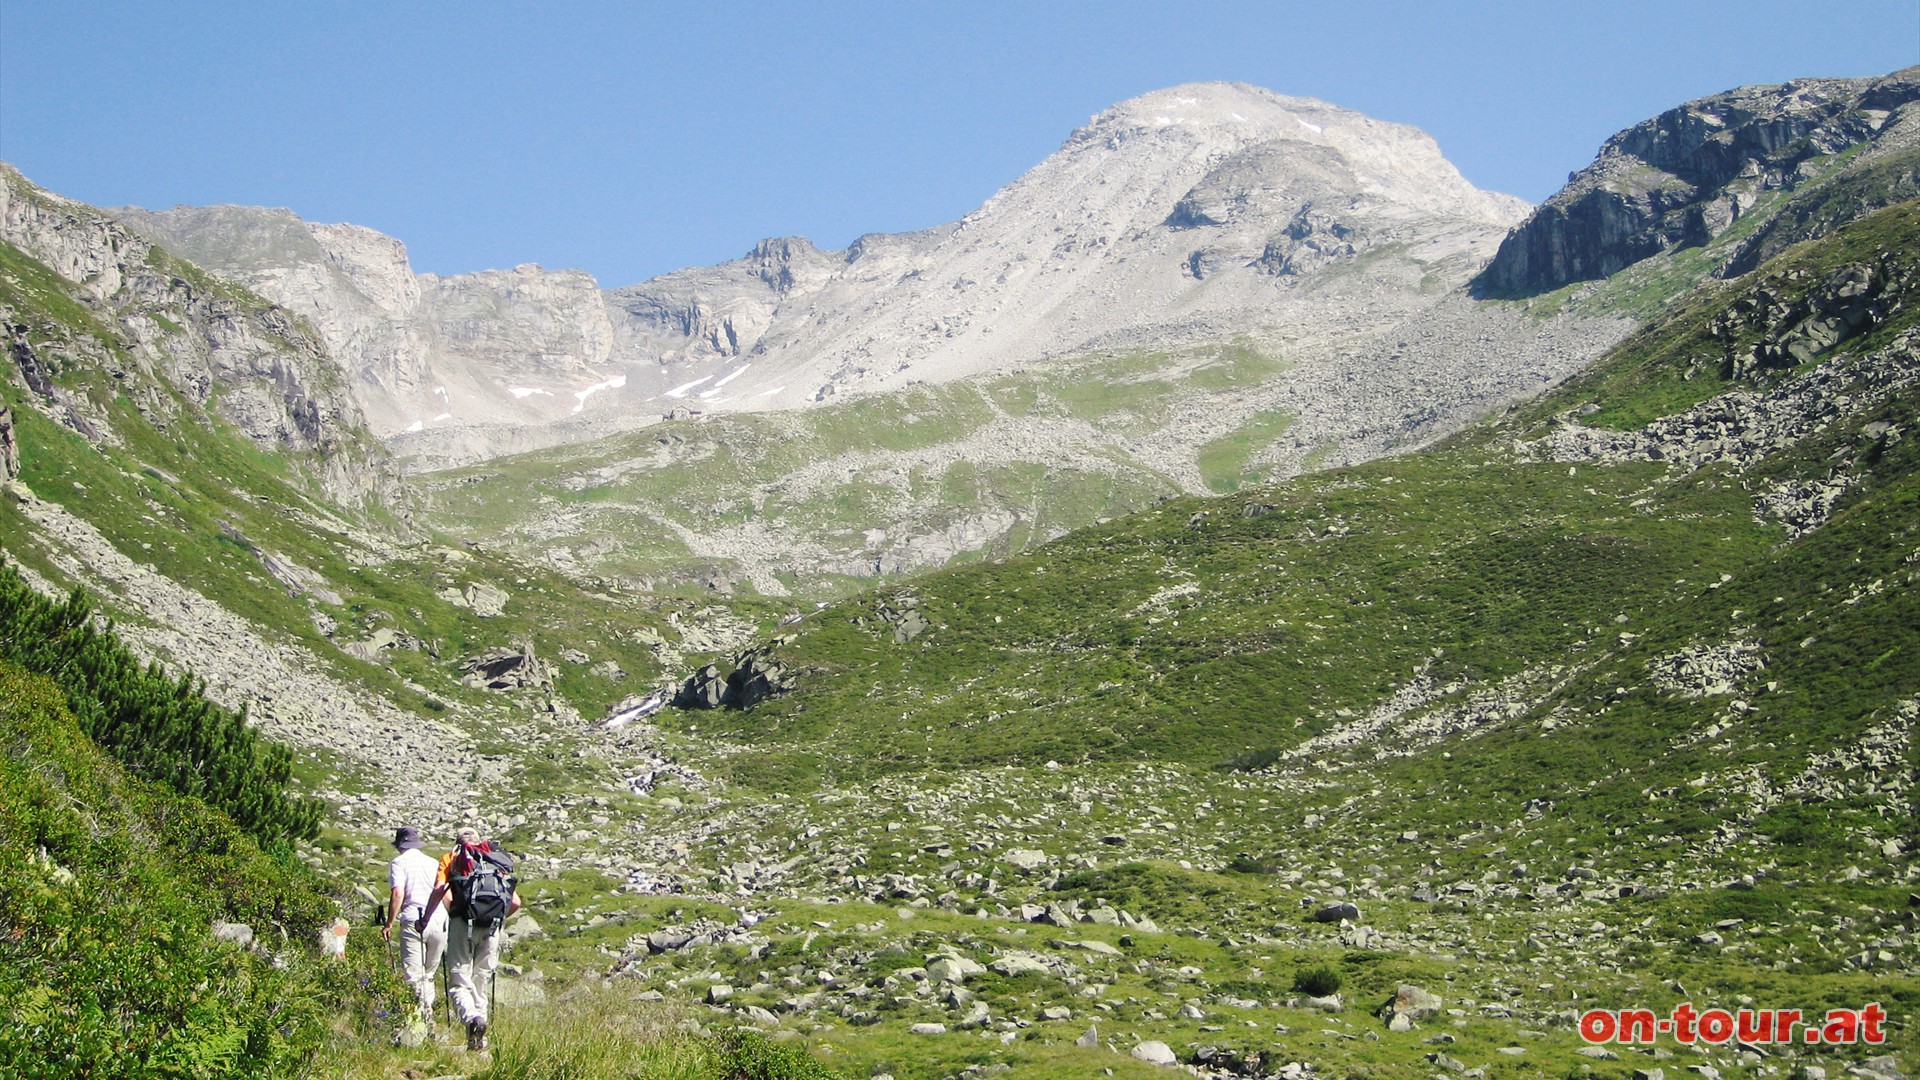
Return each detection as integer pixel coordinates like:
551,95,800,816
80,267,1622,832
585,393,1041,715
108,80,1541,465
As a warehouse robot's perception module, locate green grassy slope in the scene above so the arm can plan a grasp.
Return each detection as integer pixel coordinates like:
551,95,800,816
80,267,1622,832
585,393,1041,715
415,342,1302,597
545,202,1920,1078
0,662,408,1077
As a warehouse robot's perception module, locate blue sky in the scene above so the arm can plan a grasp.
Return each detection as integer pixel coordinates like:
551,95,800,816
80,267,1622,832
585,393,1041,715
2,2,1914,287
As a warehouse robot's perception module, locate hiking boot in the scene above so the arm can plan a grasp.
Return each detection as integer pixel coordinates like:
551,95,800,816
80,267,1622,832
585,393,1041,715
466,1016,487,1051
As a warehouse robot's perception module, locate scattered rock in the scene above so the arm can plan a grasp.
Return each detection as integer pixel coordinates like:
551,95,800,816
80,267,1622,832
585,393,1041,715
1380,984,1442,1027
211,921,253,948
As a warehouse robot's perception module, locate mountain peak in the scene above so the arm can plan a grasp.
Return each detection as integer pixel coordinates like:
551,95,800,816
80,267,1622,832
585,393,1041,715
1093,81,1337,125
1068,82,1360,150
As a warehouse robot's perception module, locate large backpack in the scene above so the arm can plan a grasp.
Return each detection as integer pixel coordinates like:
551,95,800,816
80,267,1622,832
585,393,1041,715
451,842,517,928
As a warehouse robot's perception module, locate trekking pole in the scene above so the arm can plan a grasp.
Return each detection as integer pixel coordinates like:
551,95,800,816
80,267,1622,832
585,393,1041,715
442,936,451,1034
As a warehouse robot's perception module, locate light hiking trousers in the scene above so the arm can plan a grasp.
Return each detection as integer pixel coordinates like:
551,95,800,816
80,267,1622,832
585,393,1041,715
399,909,449,1020
447,917,502,1025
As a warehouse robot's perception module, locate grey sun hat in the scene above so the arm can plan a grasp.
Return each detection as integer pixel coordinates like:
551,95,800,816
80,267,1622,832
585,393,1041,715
392,826,425,851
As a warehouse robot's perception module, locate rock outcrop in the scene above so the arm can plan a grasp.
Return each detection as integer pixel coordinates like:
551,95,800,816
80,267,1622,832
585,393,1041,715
1474,67,1920,297
673,645,795,710
0,403,17,481
462,642,555,691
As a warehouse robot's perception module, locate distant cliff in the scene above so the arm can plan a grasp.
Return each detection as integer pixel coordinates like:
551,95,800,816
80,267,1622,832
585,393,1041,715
1473,67,1920,298
0,165,405,515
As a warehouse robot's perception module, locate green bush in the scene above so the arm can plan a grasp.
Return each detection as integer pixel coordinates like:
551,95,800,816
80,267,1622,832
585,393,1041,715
0,565,321,844
708,1028,842,1080
1293,964,1342,997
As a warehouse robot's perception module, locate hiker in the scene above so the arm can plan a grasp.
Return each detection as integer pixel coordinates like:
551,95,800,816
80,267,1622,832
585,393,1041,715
419,825,520,1051
381,826,448,1031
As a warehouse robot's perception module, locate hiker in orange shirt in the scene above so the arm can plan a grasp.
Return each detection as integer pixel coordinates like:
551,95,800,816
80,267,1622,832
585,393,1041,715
418,826,520,1051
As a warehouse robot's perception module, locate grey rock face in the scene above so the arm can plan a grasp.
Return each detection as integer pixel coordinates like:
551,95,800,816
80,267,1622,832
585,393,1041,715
620,81,1526,414
0,166,405,515
1475,66,1920,297
0,404,17,480
112,204,625,439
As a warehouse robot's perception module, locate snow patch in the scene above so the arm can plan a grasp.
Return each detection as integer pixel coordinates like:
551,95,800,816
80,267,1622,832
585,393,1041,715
509,386,554,399
666,375,714,399
433,412,451,422
405,419,424,433
1296,117,1323,134
572,374,628,414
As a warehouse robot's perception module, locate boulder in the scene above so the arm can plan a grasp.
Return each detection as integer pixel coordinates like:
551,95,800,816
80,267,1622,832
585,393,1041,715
211,921,253,948
926,955,984,983
1131,1040,1178,1066
724,647,793,707
465,581,510,617
1380,984,1441,1026
647,928,696,953
503,915,545,945
494,976,547,1008
1003,849,1049,871
988,954,1051,977
1310,902,1360,923
675,664,727,709
673,646,795,710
